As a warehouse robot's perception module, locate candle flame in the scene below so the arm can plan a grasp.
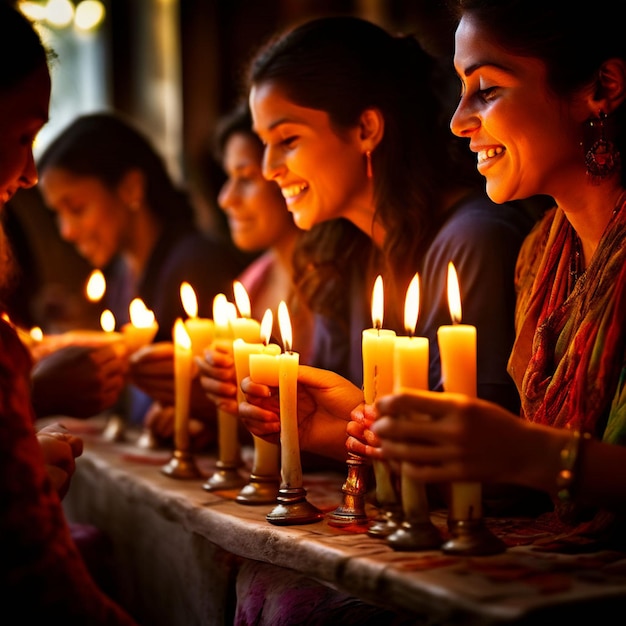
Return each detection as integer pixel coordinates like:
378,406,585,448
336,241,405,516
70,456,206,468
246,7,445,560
404,273,420,335
173,317,191,350
447,262,462,324
30,326,43,341
85,269,106,302
100,309,116,332
371,275,384,330
180,281,198,318
278,300,292,352
260,308,273,345
213,293,229,326
233,280,251,318
129,298,155,328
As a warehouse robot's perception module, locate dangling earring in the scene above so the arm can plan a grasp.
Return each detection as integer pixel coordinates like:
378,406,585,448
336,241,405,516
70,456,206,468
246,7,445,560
365,150,373,179
583,111,621,182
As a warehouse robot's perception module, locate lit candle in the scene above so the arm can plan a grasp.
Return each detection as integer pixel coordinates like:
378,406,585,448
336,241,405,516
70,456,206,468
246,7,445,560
120,298,159,354
60,308,125,349
277,301,302,488
437,262,482,520
85,268,106,303
231,280,262,342
234,309,281,477
213,293,240,465
180,281,215,357
362,276,397,506
393,273,430,523
173,318,193,452
362,276,396,403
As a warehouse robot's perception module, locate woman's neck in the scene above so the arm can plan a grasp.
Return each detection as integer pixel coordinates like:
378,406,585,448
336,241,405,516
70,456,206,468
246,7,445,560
122,209,163,279
559,184,626,269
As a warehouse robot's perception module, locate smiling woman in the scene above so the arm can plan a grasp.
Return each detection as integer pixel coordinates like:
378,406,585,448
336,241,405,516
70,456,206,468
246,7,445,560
36,111,244,428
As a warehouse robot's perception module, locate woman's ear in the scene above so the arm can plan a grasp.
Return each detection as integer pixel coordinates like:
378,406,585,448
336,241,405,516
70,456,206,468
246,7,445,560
118,168,146,208
592,58,626,114
359,108,384,152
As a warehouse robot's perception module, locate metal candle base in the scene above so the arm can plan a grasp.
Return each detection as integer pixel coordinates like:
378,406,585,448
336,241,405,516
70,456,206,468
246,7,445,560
441,518,507,556
367,503,403,538
236,473,280,504
102,414,126,442
202,460,246,491
136,428,159,450
161,449,203,479
327,453,370,527
387,520,443,551
266,486,324,525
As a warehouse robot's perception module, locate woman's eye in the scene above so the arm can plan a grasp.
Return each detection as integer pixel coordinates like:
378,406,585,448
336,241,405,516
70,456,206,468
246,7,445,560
478,86,498,102
281,136,298,148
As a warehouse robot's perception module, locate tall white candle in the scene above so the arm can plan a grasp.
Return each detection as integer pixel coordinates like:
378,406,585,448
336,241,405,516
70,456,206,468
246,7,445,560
362,276,396,505
393,273,430,523
213,293,240,465
277,301,302,489
437,262,482,520
173,318,192,452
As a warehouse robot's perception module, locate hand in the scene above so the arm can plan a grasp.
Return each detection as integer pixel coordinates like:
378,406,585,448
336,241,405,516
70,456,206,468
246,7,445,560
31,343,129,418
196,340,238,414
129,342,176,405
37,422,84,499
143,402,216,452
374,390,526,484
240,365,364,462
346,402,383,459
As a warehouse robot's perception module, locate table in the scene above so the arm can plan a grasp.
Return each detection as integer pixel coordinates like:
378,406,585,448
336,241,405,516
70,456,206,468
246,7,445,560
58,417,626,626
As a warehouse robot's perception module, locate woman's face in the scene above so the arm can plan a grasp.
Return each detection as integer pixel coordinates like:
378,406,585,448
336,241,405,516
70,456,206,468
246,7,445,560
218,131,297,252
450,14,589,204
249,81,369,230
40,168,131,268
0,64,50,209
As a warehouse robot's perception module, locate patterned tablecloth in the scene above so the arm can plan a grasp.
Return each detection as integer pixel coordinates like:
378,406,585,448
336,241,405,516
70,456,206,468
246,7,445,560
57,417,626,626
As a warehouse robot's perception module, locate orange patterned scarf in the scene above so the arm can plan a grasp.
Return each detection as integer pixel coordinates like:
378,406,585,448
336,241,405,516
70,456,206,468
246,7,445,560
509,196,626,444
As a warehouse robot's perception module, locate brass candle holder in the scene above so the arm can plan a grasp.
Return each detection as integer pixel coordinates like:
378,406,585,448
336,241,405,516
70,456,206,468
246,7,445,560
327,452,370,526
442,493,506,556
203,407,247,491
161,448,203,479
387,472,442,551
202,459,246,491
367,459,403,538
102,413,126,442
235,471,280,504
266,486,324,525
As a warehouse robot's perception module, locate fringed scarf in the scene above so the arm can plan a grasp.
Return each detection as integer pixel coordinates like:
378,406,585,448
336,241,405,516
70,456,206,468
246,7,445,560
509,194,626,540
510,196,626,441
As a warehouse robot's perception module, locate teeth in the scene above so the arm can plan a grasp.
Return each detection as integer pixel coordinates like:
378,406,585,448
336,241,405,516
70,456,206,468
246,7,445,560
477,146,504,163
281,183,307,199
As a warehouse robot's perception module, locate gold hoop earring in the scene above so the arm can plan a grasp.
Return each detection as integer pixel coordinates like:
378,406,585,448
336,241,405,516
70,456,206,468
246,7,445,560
365,150,373,179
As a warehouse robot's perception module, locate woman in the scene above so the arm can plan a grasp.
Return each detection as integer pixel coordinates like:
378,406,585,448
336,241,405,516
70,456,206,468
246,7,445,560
240,15,535,463
0,3,136,622
37,111,244,427
372,0,626,540
147,103,313,441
